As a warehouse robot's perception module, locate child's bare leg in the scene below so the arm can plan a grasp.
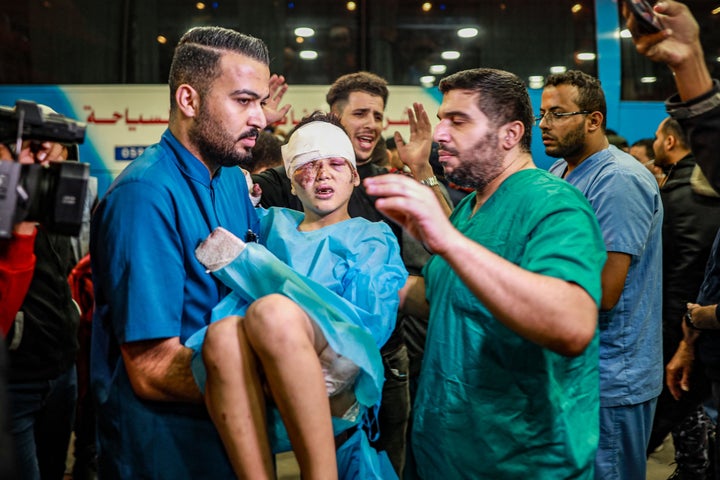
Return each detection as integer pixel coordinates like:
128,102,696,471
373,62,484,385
244,294,338,480
203,315,274,479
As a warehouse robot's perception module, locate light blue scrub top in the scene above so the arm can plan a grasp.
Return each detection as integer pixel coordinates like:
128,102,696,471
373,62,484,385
550,146,664,406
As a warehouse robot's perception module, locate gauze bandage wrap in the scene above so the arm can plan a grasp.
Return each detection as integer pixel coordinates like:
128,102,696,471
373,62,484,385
281,121,355,178
195,227,246,272
319,344,361,397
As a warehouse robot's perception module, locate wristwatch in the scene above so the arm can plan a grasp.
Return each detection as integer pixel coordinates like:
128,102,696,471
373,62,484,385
684,310,698,330
419,176,439,187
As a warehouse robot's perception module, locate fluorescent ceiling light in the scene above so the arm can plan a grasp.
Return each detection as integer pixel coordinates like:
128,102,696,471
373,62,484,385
441,50,461,60
299,50,318,60
457,27,478,38
294,27,315,37
576,52,596,61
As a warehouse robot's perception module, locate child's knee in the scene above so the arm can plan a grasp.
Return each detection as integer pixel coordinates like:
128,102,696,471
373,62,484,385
245,295,310,348
246,295,301,331
203,316,242,366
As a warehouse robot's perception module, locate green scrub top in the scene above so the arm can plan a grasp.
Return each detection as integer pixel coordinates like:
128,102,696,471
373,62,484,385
413,169,606,479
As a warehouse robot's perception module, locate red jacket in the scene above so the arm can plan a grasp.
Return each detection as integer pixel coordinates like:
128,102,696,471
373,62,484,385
0,229,37,336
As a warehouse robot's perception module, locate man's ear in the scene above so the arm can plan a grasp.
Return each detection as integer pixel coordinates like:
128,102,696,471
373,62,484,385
665,134,677,151
175,84,200,118
330,101,345,118
499,121,524,150
587,111,603,133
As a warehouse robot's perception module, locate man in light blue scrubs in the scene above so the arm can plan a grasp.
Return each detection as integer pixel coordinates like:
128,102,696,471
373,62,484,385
541,70,663,480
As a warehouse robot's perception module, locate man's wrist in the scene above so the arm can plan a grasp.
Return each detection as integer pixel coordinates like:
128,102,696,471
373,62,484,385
685,305,720,331
419,175,439,187
684,310,698,330
668,45,714,103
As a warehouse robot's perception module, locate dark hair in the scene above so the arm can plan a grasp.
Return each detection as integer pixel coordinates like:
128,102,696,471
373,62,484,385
168,27,269,112
544,70,607,130
326,71,389,111
439,68,534,152
631,138,655,160
250,131,282,173
661,118,689,150
286,110,346,138
370,136,388,166
607,132,629,150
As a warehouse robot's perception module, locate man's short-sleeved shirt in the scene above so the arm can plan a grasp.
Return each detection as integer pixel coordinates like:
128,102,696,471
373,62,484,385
90,129,259,478
413,169,606,479
550,145,663,406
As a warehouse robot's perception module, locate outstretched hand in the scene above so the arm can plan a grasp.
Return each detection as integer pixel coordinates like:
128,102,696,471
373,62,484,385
264,74,292,125
364,173,455,255
394,102,433,178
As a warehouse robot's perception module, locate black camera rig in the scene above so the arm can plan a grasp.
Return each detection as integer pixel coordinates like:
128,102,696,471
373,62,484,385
0,100,89,238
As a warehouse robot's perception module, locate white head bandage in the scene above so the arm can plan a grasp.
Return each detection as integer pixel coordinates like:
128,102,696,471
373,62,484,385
281,121,356,178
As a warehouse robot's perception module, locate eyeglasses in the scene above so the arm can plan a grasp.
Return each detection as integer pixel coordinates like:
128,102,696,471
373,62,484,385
535,110,591,126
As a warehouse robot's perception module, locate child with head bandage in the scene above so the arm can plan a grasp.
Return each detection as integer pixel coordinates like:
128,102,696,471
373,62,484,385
189,111,407,479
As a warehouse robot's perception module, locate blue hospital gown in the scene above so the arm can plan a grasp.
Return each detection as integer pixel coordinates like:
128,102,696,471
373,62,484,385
188,207,407,478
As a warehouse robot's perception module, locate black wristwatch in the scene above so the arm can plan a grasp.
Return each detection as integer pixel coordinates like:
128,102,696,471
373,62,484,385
684,310,698,330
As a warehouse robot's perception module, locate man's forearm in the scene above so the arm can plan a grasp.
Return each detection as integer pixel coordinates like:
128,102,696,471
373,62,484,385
399,275,429,320
681,317,702,347
122,338,203,403
440,231,597,357
670,45,713,102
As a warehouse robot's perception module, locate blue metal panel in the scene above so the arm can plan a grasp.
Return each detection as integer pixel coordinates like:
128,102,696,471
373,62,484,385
596,0,667,144
596,0,623,132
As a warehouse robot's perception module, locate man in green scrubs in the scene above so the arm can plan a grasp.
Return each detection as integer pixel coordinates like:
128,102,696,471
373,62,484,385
365,68,606,479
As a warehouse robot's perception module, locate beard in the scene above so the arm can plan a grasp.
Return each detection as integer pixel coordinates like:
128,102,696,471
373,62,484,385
653,147,668,168
543,122,586,160
188,103,259,170
445,130,505,191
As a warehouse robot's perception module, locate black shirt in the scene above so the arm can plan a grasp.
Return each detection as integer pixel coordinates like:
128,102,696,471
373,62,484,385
6,228,80,382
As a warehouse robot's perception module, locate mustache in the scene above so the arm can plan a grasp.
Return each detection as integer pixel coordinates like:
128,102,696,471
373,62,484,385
438,145,459,156
238,129,259,141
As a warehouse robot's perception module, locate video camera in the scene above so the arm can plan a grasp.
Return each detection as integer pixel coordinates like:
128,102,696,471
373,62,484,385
0,100,89,238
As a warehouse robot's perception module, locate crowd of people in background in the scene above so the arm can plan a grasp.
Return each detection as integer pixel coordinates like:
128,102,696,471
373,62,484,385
2,1,720,479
